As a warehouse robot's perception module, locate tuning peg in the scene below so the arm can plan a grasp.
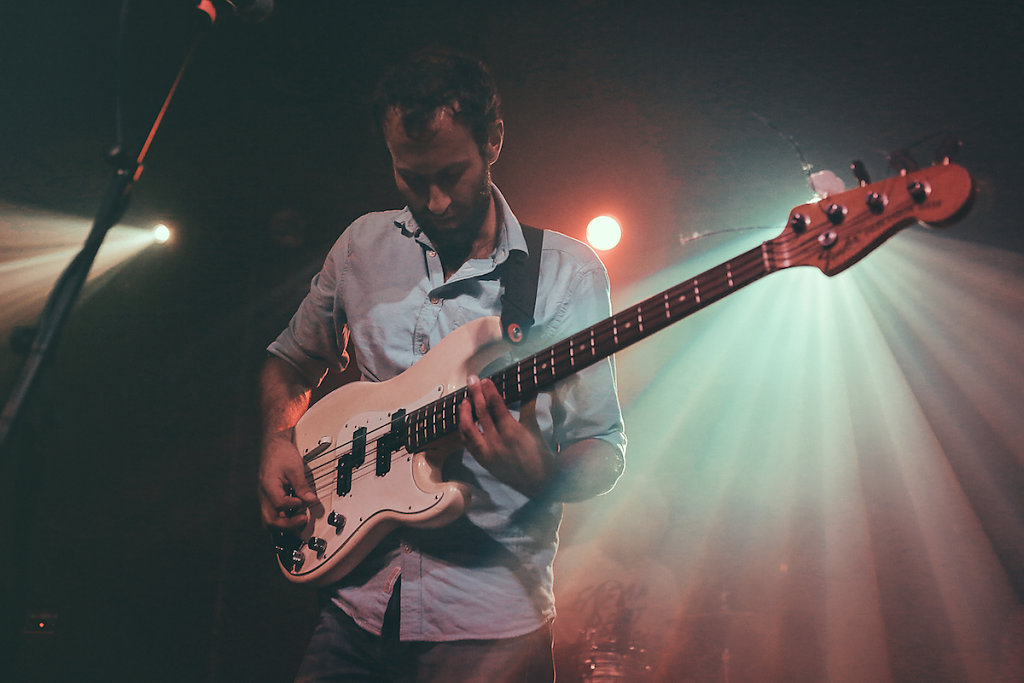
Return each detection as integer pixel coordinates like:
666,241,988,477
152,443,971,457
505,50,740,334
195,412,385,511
850,160,871,186
933,135,963,165
887,149,919,176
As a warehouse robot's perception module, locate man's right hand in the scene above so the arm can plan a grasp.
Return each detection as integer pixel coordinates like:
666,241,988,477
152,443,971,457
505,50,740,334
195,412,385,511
258,429,319,531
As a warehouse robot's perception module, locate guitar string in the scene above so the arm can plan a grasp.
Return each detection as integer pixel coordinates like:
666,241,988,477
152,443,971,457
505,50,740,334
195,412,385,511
312,252,768,470
302,251,772,499
306,216,879,491
301,193,902,499
301,242,830,501
306,250,770,459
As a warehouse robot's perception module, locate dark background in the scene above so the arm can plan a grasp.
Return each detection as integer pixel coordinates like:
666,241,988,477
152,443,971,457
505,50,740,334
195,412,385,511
2,1,1022,681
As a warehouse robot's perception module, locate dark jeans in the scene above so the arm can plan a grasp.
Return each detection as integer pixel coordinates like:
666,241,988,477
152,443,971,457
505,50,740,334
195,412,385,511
294,586,555,683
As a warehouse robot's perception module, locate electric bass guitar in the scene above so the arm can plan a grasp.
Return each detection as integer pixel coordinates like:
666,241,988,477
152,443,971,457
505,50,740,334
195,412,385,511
275,160,974,586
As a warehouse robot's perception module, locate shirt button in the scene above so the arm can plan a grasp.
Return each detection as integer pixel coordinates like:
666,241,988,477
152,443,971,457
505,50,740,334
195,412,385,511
430,296,440,305
402,543,412,554
418,341,428,354
427,249,437,258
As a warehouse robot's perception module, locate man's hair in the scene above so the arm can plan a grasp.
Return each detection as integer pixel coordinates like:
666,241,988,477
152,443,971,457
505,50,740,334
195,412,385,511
372,50,502,148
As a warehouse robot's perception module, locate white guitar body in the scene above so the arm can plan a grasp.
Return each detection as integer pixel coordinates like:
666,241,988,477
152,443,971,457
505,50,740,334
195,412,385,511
280,316,512,586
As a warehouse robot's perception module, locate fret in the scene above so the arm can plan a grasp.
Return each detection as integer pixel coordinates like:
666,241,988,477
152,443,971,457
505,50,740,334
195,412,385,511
673,289,687,315
450,392,460,426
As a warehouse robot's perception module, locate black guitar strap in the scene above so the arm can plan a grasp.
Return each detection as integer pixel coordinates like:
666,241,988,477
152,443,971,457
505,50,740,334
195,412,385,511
500,224,545,344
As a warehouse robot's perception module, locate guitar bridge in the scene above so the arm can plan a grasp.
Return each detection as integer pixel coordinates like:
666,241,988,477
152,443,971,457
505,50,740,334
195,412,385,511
303,436,332,462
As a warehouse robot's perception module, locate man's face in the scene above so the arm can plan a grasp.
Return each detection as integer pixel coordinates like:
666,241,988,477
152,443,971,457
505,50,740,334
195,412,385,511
384,107,501,249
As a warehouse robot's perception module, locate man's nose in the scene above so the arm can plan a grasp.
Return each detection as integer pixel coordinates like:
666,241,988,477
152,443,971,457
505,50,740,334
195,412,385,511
427,184,451,216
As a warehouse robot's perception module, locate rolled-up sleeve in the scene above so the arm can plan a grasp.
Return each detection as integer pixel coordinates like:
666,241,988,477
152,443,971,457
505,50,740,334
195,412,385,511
267,238,350,387
539,255,627,459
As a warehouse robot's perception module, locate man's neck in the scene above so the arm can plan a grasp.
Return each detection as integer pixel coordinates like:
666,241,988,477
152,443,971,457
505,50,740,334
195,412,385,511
436,195,500,280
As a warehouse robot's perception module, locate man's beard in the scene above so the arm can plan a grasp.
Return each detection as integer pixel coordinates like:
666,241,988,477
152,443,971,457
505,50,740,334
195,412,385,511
412,168,493,258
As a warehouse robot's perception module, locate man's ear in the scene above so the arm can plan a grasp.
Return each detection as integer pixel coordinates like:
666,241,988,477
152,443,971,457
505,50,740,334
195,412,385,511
484,119,504,166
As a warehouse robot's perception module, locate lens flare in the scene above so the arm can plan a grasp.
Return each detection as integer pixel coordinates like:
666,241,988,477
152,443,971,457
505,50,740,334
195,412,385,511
586,215,622,251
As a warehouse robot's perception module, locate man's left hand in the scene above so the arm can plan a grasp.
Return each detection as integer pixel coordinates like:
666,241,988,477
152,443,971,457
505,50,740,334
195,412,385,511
457,374,555,498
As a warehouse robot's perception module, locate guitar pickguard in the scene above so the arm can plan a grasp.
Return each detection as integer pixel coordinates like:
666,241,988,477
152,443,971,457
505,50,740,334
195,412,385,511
278,316,511,585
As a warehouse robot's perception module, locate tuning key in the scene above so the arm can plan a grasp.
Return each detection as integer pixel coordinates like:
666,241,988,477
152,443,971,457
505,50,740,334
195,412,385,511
825,203,848,224
865,192,888,214
933,135,962,165
789,213,810,233
851,160,871,186
887,149,919,176
818,229,839,249
907,181,930,203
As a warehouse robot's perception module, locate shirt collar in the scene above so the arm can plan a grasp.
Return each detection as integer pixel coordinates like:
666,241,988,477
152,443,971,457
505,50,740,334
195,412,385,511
392,184,530,267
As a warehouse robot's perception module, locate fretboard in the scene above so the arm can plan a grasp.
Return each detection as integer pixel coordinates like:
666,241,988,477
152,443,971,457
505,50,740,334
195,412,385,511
405,243,774,450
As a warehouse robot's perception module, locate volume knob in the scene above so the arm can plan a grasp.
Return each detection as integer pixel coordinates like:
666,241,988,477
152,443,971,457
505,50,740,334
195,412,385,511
328,512,346,532
307,537,327,556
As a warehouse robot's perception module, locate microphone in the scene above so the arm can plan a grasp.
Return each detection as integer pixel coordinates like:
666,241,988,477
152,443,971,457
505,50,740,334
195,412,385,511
218,0,275,22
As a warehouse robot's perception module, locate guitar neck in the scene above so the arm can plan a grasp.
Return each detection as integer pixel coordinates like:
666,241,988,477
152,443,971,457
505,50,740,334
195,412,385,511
406,243,773,450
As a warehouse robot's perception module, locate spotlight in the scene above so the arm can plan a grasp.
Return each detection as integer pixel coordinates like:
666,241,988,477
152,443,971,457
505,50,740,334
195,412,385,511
152,224,171,244
586,215,621,251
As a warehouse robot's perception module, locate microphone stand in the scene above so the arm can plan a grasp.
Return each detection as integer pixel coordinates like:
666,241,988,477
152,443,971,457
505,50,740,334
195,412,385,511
0,3,217,457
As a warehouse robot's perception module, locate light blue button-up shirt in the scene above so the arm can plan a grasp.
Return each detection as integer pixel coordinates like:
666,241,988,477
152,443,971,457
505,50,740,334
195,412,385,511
269,186,626,641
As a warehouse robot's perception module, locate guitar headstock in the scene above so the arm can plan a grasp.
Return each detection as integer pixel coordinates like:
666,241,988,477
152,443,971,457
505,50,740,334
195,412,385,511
767,162,974,276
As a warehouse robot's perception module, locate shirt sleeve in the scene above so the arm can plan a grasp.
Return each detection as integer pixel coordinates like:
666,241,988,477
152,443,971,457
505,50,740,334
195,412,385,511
267,236,350,387
540,258,627,460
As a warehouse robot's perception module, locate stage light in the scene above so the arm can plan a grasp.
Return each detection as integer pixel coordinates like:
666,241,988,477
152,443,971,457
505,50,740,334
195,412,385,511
586,215,621,251
0,204,162,336
152,224,171,244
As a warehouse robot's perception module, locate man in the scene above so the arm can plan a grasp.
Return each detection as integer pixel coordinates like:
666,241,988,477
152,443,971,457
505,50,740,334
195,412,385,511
259,50,626,682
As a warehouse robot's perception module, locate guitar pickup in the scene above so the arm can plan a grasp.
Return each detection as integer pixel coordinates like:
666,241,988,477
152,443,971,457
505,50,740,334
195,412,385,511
376,436,391,476
376,409,406,476
337,427,366,496
351,427,366,467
